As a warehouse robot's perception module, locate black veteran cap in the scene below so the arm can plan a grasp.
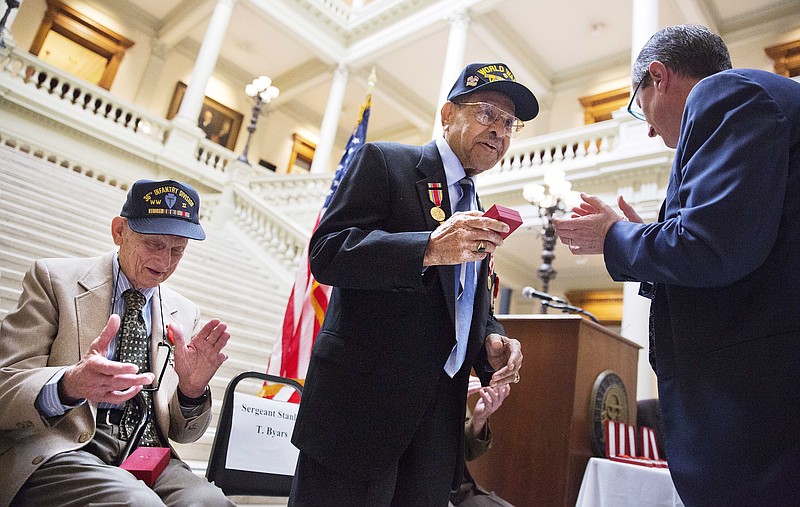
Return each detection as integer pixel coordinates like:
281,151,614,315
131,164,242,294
121,179,205,240
448,62,539,121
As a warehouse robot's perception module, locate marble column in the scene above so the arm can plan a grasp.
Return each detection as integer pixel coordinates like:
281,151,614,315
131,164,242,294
309,64,348,174
621,282,657,400
631,0,659,65
431,10,470,140
622,0,661,403
172,0,235,130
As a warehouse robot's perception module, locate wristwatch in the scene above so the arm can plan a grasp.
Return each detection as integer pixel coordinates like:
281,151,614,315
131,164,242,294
177,386,210,406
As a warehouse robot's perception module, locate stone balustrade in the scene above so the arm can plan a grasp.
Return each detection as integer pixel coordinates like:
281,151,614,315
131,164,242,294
1,47,169,145
232,187,311,271
493,120,620,176
0,46,237,190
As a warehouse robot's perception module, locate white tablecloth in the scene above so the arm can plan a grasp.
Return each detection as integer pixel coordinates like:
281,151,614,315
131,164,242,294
575,458,685,507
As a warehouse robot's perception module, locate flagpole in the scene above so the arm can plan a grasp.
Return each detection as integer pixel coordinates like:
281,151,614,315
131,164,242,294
262,68,375,401
367,66,377,95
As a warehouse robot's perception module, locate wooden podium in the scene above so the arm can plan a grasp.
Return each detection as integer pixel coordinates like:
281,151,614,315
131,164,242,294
468,315,640,507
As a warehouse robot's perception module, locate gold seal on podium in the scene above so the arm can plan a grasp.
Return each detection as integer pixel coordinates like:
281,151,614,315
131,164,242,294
588,369,630,456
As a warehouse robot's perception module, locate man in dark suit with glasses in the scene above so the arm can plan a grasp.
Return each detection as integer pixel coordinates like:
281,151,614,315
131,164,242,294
555,24,800,506
290,63,536,506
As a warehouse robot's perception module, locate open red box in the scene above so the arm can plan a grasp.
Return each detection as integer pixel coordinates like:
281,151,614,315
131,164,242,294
483,204,523,239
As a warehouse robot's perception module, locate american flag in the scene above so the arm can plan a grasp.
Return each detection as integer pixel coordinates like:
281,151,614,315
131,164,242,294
260,95,372,402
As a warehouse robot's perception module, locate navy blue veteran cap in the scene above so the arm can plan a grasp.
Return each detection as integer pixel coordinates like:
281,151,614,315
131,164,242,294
120,179,205,240
447,62,539,121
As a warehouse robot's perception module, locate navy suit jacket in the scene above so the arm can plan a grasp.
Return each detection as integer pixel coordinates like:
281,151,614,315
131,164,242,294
292,141,502,481
605,70,800,505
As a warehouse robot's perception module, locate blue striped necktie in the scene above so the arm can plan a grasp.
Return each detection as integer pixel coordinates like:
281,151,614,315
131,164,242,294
444,178,476,377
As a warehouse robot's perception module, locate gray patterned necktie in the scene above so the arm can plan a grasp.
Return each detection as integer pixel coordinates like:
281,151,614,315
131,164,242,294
118,289,161,447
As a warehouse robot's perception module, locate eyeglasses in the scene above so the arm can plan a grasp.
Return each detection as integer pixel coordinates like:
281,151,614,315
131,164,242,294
627,74,649,121
456,102,525,138
110,270,173,393
141,341,171,392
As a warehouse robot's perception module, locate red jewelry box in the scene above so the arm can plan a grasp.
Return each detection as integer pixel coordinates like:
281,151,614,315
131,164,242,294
483,204,523,238
120,446,170,486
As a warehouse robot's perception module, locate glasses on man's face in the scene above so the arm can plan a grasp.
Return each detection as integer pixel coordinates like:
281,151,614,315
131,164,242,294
141,341,171,392
457,102,525,138
627,74,649,121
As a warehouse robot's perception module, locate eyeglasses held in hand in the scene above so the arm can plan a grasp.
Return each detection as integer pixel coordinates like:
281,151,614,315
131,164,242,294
456,102,525,138
141,340,171,392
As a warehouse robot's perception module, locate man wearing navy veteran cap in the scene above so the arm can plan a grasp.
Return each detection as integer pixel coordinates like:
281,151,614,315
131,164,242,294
0,178,234,506
290,62,534,506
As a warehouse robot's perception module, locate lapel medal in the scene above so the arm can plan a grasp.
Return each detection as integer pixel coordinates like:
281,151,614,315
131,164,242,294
428,182,446,223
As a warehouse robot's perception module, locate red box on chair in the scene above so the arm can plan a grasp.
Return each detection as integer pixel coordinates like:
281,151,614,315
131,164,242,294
120,447,170,486
483,204,523,238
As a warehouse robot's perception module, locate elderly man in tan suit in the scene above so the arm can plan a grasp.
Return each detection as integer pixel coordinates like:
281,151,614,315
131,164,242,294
0,179,233,506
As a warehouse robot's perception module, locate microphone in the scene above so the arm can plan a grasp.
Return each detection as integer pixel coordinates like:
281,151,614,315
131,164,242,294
522,286,567,304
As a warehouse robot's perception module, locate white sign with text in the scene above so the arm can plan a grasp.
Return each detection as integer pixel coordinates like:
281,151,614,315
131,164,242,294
226,392,300,475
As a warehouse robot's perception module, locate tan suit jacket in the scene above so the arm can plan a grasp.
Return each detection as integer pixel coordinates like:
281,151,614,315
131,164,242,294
0,251,212,506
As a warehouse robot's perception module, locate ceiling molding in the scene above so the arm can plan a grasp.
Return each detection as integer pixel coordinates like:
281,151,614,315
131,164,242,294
83,0,161,38
673,0,719,33
719,3,800,41
247,0,348,64
551,51,632,90
341,0,488,65
471,12,553,99
344,0,428,34
171,44,336,113
279,100,325,132
271,59,336,104
174,39,253,86
352,65,433,132
159,0,215,48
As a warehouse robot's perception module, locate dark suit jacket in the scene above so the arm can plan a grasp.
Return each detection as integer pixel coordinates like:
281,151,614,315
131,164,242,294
604,69,800,506
292,141,503,481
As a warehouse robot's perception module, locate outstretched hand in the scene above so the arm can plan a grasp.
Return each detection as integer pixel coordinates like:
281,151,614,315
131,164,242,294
171,319,230,398
470,380,511,434
552,193,630,255
60,314,155,404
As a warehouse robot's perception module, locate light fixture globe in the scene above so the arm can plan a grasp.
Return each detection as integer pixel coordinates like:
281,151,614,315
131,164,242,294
522,169,577,313
238,75,280,164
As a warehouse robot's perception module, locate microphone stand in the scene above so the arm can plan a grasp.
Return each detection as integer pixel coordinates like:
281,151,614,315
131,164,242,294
541,299,600,324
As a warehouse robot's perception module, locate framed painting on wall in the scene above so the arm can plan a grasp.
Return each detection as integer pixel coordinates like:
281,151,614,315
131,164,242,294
30,0,135,90
166,82,243,151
